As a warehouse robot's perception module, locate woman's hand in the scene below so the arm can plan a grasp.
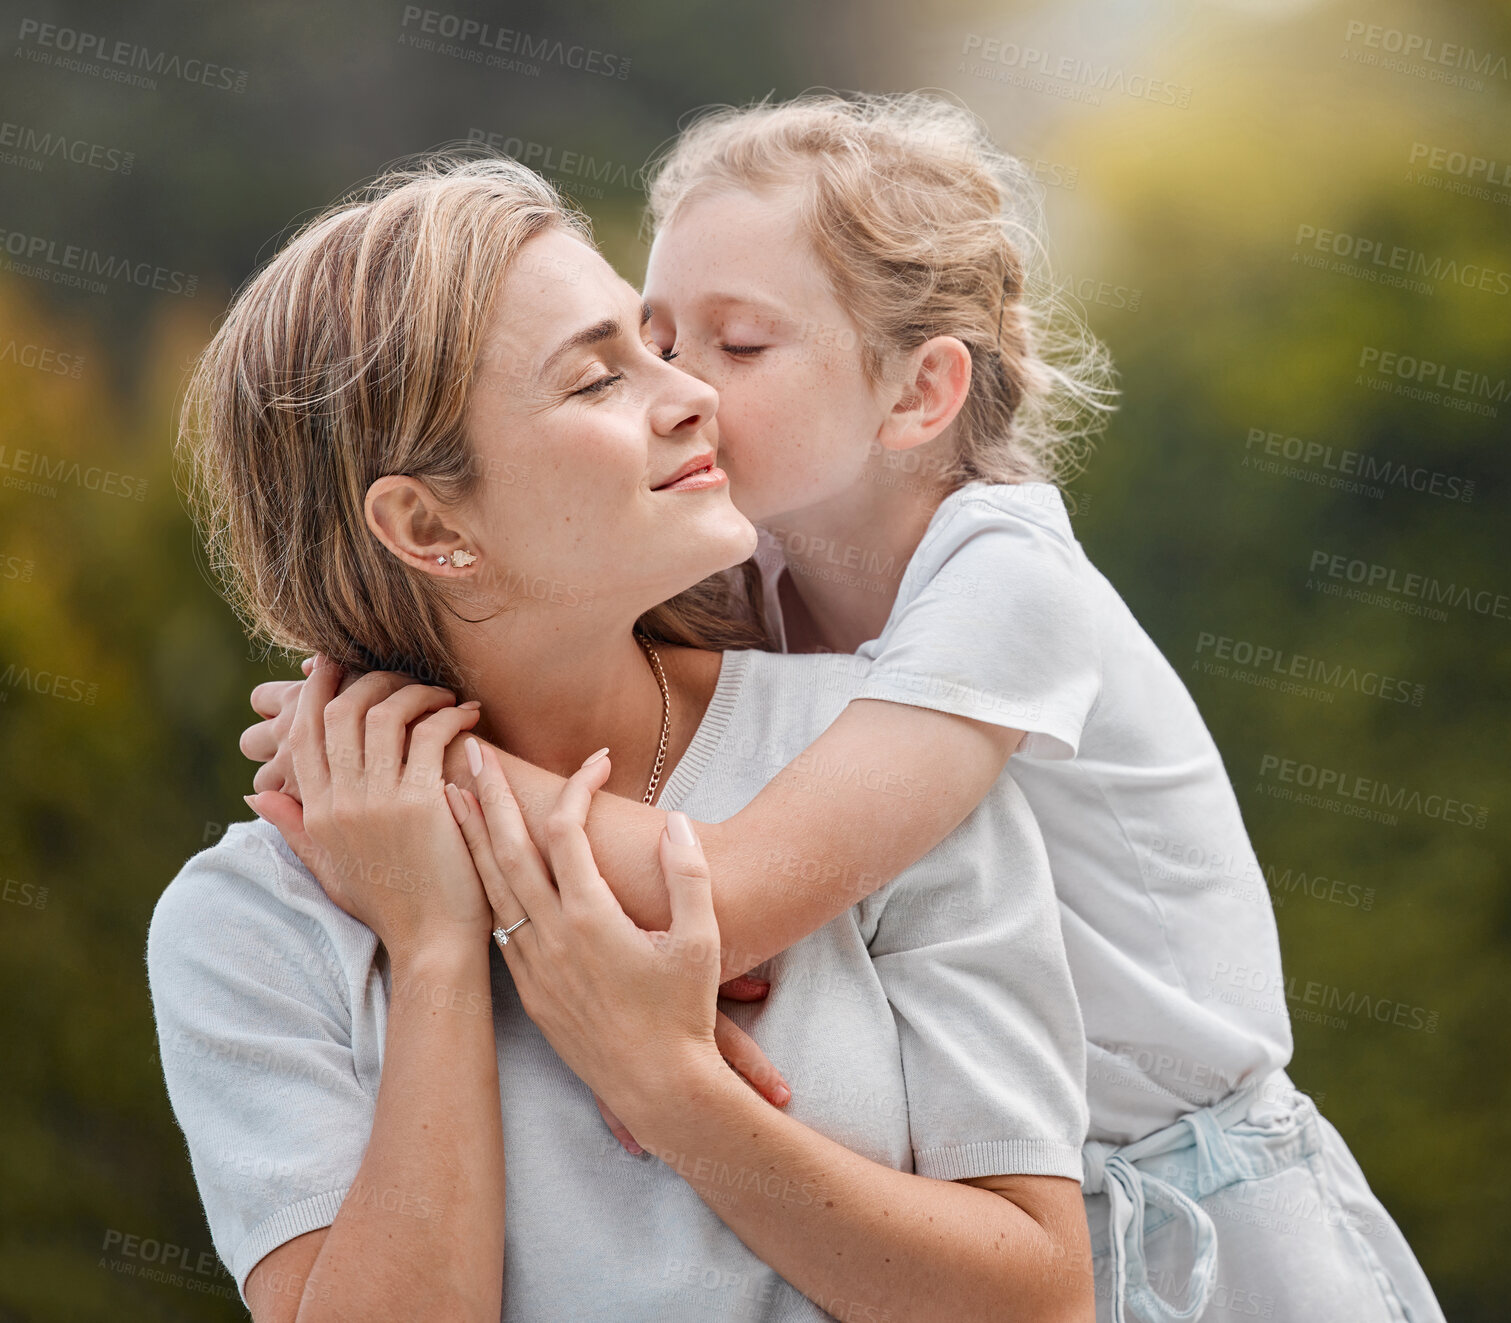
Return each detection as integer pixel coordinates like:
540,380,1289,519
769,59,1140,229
450,740,791,1144
242,667,783,1002
590,990,789,1156
246,655,491,962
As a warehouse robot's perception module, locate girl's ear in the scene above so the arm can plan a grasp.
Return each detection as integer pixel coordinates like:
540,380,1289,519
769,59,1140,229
365,476,476,574
874,335,973,453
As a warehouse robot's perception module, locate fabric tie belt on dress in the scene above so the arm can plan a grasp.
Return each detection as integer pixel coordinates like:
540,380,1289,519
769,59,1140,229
1080,1074,1308,1323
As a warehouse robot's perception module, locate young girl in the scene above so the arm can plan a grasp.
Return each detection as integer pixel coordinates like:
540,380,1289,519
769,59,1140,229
631,94,1444,1323
244,96,1443,1321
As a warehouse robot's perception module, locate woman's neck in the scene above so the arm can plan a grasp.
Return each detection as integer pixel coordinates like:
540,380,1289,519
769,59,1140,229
451,617,721,803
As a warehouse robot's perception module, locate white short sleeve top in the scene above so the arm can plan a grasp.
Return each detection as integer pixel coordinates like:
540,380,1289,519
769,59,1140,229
753,481,1294,1144
146,647,1088,1317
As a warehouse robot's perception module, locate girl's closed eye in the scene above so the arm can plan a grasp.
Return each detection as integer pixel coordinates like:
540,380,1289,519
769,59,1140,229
718,343,765,357
641,328,679,363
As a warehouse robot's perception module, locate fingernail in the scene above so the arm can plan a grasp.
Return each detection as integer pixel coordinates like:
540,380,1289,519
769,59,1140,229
466,737,483,777
580,746,610,768
624,1139,644,1156
459,700,482,710
243,795,264,820
444,783,469,824
772,1084,791,1106
666,810,696,846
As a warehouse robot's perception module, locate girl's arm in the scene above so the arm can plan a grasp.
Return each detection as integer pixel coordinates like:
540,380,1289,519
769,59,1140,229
247,672,1018,981
448,697,1021,980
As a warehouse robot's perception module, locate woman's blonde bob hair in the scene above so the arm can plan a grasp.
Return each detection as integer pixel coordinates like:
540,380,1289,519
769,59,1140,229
644,91,1118,490
178,150,767,691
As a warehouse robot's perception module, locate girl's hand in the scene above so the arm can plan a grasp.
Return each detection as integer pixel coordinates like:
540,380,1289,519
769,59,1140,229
242,658,456,804
246,655,489,961
450,741,791,1141
242,672,305,800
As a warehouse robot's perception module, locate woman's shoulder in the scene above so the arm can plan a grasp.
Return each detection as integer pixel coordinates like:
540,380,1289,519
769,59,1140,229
725,645,872,713
147,819,369,995
153,819,321,922
673,641,866,694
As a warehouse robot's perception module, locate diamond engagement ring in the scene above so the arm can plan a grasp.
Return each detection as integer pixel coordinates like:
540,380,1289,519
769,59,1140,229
492,916,531,948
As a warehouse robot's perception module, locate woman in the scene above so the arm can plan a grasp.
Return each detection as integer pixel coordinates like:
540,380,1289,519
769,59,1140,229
147,152,1094,1321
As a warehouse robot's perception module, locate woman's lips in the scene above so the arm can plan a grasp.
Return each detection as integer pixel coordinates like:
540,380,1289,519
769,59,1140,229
652,450,717,490
656,464,727,492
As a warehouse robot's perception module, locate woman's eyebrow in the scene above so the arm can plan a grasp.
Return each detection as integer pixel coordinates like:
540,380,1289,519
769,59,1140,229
542,304,654,372
542,317,620,373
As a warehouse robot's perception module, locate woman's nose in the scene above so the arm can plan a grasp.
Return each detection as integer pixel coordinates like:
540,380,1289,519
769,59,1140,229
651,360,720,436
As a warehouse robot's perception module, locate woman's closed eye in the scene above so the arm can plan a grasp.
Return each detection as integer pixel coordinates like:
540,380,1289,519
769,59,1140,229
573,372,624,396
718,344,765,357
573,337,682,395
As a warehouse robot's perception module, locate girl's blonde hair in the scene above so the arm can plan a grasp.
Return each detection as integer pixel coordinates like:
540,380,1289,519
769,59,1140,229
644,92,1117,489
178,150,767,690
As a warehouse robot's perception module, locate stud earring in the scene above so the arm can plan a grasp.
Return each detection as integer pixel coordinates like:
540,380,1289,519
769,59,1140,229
435,556,447,565
450,549,477,568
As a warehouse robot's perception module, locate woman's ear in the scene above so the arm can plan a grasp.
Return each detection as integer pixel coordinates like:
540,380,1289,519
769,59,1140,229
365,476,476,574
874,336,974,453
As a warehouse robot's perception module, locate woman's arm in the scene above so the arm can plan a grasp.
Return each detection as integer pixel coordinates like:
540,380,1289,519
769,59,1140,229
246,670,1019,981
628,1061,1091,1323
241,660,508,1322
246,938,503,1323
451,745,1088,1323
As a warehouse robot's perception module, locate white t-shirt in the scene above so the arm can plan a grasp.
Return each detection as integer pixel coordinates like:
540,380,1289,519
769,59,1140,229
751,481,1294,1145
146,647,1088,1316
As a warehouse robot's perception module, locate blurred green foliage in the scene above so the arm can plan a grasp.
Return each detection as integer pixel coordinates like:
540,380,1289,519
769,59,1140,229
0,0,1505,1318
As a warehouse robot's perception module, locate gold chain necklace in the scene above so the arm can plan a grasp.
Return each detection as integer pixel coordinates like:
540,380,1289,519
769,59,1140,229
633,628,670,805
